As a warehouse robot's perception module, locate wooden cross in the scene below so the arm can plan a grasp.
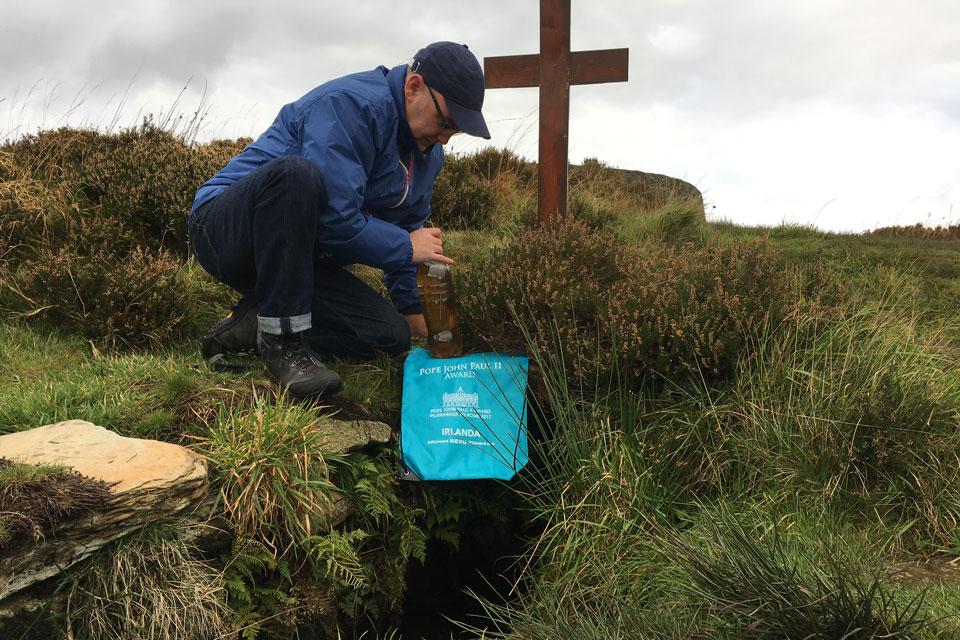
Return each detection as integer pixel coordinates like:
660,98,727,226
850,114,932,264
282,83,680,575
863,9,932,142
484,0,629,225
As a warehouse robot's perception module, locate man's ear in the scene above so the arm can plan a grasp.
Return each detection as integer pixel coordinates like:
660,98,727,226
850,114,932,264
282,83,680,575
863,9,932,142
404,73,425,102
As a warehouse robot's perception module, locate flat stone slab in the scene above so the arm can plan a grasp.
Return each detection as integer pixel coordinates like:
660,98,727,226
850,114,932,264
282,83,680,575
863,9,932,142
320,418,392,453
0,420,208,601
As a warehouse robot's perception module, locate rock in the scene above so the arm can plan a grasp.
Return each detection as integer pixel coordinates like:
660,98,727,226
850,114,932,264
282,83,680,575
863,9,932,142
618,169,704,212
0,420,208,601
320,418,393,453
297,418,393,531
0,584,67,639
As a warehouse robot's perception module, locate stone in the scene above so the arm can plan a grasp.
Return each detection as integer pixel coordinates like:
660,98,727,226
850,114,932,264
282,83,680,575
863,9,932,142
0,420,208,601
618,169,704,212
304,418,393,531
0,586,67,639
320,418,392,453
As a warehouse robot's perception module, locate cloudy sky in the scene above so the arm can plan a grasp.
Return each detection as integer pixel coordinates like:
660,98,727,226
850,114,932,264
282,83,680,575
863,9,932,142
3,0,958,232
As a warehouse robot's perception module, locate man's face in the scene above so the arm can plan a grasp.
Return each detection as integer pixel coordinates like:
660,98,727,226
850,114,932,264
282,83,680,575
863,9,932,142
404,74,459,151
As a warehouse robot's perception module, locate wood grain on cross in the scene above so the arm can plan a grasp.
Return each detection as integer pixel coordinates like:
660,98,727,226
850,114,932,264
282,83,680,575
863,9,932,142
484,0,629,225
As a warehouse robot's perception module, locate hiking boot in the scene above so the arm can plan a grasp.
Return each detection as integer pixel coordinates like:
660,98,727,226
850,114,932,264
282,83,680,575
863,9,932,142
202,298,259,360
260,332,343,398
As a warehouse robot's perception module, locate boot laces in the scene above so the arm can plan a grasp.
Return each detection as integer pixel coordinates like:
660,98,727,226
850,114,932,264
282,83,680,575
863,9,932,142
283,339,313,372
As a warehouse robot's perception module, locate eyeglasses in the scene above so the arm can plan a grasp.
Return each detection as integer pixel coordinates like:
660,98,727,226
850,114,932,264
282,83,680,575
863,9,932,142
427,86,460,135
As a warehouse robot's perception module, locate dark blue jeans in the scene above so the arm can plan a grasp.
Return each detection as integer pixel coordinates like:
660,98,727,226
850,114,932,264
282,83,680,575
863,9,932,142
188,156,410,360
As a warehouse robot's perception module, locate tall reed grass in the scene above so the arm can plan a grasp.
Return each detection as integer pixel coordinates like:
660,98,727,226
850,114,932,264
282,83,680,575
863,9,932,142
462,266,959,639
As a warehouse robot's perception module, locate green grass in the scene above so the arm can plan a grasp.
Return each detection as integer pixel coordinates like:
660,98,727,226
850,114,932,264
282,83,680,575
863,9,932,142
710,221,960,323
193,389,344,555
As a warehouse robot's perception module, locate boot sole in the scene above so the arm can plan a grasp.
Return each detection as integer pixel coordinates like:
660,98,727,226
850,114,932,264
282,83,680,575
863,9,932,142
265,369,344,399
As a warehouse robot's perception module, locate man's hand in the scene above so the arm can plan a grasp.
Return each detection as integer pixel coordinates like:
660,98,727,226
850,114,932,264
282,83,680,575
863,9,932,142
410,227,453,265
405,314,428,339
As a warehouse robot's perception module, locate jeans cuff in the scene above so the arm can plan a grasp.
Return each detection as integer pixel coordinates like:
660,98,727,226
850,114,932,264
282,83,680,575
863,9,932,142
258,313,312,336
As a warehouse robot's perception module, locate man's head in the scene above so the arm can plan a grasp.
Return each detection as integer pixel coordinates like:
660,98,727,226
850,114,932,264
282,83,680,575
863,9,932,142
404,41,490,151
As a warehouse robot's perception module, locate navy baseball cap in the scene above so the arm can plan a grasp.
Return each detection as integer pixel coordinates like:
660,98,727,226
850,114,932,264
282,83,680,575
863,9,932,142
412,41,491,140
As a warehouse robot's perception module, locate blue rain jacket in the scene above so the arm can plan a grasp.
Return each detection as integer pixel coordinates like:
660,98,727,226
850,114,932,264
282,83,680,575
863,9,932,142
192,64,444,315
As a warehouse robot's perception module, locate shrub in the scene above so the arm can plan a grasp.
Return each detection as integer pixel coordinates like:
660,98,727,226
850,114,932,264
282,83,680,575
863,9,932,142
430,152,498,230
0,144,92,264
870,223,960,241
76,120,247,256
2,127,103,184
1,123,248,260
467,146,535,184
610,238,785,380
458,219,789,391
0,126,247,346
2,246,208,348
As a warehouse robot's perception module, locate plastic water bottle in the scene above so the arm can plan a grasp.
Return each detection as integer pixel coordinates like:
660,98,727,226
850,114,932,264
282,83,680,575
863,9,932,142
416,261,463,359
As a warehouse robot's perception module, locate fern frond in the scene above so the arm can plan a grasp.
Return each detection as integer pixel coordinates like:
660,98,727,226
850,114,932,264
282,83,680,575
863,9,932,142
307,530,370,590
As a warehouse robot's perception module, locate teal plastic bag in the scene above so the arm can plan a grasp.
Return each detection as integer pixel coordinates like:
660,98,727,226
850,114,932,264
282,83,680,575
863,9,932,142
399,347,529,481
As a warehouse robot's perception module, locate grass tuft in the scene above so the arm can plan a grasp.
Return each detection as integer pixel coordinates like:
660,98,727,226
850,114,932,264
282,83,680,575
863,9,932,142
191,388,345,555
662,510,933,639
64,524,231,640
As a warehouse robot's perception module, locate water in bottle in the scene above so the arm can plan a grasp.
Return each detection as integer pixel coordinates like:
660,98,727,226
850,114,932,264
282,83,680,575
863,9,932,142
416,261,463,358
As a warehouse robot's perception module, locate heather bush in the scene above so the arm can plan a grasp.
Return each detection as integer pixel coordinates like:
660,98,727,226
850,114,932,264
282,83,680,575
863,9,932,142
2,127,103,183
0,143,91,263
430,152,498,230
0,125,247,346
75,120,248,256
1,246,217,348
459,219,791,390
467,146,535,184
610,238,786,380
1,123,247,259
870,223,960,241
458,217,623,348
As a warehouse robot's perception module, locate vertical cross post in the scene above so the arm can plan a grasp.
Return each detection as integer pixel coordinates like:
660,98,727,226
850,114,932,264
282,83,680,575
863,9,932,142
484,0,629,226
539,0,571,227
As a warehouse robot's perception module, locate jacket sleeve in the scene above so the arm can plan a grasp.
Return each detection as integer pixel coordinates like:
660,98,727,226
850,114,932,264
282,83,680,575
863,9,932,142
384,208,427,315
297,92,414,272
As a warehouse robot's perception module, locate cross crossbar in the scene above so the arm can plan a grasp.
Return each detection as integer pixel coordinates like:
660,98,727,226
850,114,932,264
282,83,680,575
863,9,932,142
485,48,629,89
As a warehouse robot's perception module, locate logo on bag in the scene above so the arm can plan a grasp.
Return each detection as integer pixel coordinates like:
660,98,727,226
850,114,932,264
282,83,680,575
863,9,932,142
429,385,492,421
443,387,478,409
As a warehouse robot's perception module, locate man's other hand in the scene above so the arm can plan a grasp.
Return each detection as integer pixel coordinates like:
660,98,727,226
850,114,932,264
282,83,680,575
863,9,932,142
410,227,454,264
405,314,428,339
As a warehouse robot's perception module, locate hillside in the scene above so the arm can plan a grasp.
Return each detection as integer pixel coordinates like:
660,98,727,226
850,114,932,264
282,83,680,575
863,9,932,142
1,124,959,638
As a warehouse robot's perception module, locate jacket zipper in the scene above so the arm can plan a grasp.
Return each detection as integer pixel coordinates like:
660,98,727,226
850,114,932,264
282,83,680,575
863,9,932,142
391,153,413,208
